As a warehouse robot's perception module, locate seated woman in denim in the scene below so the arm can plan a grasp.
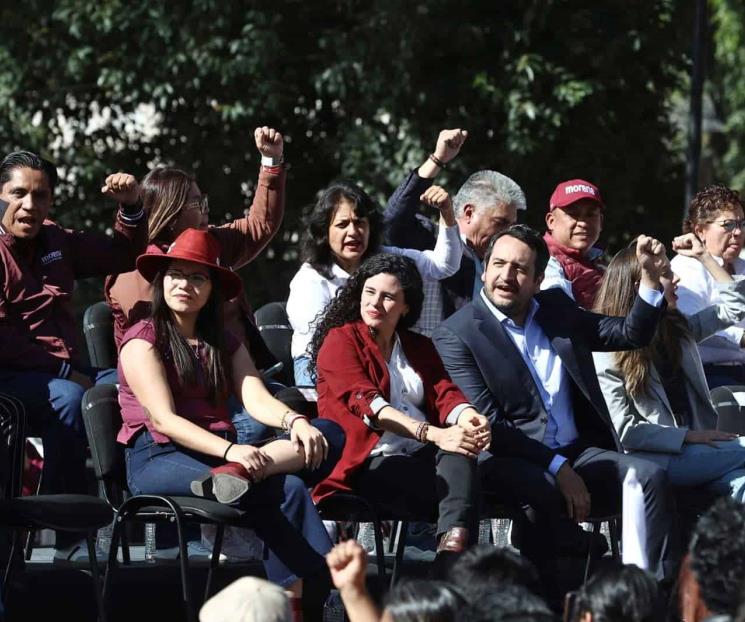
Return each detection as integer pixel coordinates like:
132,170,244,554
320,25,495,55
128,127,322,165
117,228,344,617
593,232,745,502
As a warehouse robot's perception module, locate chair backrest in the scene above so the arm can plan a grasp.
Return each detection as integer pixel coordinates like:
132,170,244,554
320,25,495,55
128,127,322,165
81,383,127,507
710,385,745,434
0,394,26,499
254,301,295,386
83,301,118,370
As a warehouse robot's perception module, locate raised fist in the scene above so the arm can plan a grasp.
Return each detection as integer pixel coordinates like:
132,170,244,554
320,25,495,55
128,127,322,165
433,128,468,164
254,126,284,159
101,173,140,206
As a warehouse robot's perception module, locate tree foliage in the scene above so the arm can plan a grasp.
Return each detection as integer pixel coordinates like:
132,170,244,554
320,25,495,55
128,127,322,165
0,0,692,307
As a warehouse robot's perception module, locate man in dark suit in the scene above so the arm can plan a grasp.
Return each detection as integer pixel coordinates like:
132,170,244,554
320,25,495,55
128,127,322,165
384,129,526,315
433,224,679,598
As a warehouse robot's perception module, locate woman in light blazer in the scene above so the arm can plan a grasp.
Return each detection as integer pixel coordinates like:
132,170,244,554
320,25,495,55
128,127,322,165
593,233,745,501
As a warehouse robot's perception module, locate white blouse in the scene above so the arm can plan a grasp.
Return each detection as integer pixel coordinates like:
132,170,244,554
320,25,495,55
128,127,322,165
672,253,745,365
287,224,462,359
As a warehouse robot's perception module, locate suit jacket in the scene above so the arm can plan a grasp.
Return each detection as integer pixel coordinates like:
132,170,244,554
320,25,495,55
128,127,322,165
593,279,745,464
433,288,664,470
384,168,475,315
312,320,469,502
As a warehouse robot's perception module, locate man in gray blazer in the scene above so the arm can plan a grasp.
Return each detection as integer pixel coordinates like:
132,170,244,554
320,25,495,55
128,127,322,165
433,225,678,600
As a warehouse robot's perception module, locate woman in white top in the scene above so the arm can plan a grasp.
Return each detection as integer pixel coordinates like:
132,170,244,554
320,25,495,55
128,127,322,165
671,184,745,388
287,180,461,386
593,233,745,501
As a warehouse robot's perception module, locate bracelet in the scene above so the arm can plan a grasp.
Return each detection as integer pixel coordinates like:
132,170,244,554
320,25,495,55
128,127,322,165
287,414,310,430
428,153,446,169
222,442,234,461
415,421,429,443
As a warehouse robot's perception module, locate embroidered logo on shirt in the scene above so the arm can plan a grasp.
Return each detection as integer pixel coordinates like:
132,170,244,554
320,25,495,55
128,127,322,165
40,250,63,265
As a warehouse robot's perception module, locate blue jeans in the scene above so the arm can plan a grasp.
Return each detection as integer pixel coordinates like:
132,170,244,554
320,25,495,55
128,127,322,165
0,367,118,548
125,419,345,587
293,356,315,388
633,438,745,502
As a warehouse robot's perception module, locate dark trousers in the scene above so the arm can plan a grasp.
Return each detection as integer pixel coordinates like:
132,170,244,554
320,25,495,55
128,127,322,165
703,363,745,390
353,444,479,538
480,445,679,589
126,419,345,588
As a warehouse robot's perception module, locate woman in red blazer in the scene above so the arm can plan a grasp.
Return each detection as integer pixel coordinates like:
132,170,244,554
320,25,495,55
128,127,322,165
308,253,491,556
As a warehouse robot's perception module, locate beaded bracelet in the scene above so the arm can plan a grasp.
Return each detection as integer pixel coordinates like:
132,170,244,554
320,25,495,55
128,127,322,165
415,421,429,443
286,414,310,431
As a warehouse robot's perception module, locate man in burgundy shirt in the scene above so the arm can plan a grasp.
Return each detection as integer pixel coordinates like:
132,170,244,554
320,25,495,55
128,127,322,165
0,151,146,561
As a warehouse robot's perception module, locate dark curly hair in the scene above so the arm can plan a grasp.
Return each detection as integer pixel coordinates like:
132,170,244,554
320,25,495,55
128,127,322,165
683,184,745,234
573,564,659,622
300,180,383,279
307,253,423,380
689,496,745,617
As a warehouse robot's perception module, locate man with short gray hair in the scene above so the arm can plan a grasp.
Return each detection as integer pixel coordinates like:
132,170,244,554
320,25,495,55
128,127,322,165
385,128,526,315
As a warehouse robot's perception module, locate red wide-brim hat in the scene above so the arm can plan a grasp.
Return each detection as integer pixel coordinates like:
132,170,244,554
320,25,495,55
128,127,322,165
136,228,243,300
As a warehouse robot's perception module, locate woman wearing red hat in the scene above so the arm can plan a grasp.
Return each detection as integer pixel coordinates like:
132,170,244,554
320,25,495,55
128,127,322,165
117,228,344,618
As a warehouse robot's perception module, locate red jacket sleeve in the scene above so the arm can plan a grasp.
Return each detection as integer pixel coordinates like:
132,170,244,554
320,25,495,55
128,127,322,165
316,327,385,421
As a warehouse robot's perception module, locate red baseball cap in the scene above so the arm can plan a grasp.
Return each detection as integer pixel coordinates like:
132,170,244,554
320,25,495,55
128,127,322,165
549,179,604,211
137,228,243,300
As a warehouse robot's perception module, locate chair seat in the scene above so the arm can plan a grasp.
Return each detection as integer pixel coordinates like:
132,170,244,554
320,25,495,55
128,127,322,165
0,494,113,530
120,495,250,524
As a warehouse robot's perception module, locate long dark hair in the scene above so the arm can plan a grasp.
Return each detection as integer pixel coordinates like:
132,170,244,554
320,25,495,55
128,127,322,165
307,253,424,379
150,264,229,404
384,580,465,622
300,180,383,279
594,243,690,398
141,167,195,244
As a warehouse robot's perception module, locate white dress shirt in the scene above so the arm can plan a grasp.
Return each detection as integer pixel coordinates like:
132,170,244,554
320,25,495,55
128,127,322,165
671,253,745,365
368,335,471,456
287,224,462,359
480,284,663,475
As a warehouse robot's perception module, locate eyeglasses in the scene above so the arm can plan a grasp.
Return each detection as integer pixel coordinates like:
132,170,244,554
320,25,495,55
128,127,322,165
713,219,745,233
165,269,211,286
183,194,209,215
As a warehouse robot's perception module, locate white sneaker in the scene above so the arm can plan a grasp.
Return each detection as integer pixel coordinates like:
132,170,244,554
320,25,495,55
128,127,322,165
201,524,263,562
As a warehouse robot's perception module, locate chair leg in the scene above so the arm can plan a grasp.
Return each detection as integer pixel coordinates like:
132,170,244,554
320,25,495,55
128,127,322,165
2,528,21,608
23,529,35,561
102,516,123,609
370,518,387,584
174,515,197,622
391,521,408,589
609,517,620,559
583,522,601,584
204,524,224,602
85,531,107,622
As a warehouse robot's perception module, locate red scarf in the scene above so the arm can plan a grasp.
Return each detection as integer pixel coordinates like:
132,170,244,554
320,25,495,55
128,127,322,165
543,232,606,308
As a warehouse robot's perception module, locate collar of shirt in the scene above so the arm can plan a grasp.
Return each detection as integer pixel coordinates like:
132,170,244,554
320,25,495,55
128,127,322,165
330,261,351,282
480,288,540,330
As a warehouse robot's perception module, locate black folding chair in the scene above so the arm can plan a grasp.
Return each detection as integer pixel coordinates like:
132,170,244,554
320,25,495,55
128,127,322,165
83,301,118,370
0,393,112,622
81,384,259,622
254,302,295,387
711,385,745,434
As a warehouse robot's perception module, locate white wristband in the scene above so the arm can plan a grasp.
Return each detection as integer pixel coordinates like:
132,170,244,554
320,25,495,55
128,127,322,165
261,154,284,167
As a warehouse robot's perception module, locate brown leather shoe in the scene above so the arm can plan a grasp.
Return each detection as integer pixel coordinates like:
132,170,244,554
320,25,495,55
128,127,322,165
436,527,469,554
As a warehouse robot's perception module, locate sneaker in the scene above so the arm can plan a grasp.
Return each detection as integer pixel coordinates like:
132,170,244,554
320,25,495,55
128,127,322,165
153,539,227,562
201,524,263,562
53,540,108,567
